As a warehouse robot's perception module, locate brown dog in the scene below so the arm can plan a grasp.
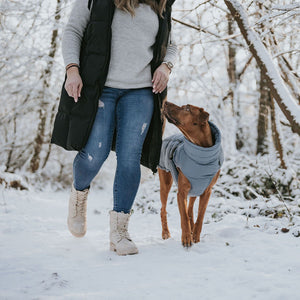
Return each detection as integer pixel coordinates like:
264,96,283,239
158,101,223,247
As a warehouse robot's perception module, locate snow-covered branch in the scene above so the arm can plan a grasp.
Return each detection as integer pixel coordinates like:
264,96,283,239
224,0,300,135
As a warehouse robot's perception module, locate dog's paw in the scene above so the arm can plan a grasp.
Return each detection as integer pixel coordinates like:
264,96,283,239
192,227,201,243
162,230,171,240
192,234,200,244
181,232,193,248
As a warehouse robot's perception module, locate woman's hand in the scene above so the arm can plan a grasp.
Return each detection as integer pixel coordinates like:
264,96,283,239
152,63,171,94
64,66,83,103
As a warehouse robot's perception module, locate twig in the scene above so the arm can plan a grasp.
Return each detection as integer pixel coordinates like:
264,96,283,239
265,170,293,221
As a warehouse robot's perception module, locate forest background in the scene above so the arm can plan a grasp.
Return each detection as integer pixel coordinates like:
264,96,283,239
1,0,299,215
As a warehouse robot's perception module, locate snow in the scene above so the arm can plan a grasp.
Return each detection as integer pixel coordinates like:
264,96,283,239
272,4,300,11
1,183,300,299
227,0,300,126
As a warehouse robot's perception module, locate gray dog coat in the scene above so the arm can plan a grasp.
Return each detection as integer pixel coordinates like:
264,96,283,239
158,121,224,196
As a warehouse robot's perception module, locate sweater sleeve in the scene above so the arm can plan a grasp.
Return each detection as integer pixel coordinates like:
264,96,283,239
61,0,91,68
163,29,177,67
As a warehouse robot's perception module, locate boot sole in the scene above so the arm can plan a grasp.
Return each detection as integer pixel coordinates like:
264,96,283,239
67,219,86,238
110,242,138,256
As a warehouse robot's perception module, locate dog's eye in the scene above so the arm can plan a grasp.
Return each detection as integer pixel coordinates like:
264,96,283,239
185,105,190,112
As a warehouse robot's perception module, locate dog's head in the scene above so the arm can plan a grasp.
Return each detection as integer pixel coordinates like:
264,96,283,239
163,101,210,144
163,101,209,129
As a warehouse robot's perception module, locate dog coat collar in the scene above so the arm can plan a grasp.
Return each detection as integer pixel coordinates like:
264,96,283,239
182,121,223,164
158,121,224,196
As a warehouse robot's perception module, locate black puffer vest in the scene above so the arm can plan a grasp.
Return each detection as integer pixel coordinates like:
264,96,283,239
51,0,175,173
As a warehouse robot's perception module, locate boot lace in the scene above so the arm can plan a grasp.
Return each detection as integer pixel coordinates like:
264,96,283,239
72,190,88,217
119,223,131,241
76,197,86,217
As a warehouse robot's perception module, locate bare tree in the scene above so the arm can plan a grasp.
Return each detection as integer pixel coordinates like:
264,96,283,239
224,0,300,135
30,0,62,173
256,1,270,155
270,96,287,169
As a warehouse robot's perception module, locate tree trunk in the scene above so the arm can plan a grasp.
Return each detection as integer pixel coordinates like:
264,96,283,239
226,13,245,150
256,71,270,155
256,1,270,155
30,0,62,173
270,96,287,169
42,100,59,169
227,13,237,105
5,116,17,172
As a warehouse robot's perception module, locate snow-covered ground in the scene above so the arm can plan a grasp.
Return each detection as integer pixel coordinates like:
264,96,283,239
1,175,300,300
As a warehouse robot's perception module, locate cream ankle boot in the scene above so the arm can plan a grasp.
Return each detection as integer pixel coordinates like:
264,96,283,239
109,210,138,255
67,184,89,237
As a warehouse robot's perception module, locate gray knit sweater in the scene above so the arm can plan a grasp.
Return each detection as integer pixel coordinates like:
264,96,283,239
62,0,177,89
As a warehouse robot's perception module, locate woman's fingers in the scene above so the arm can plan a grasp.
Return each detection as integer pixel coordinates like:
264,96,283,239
152,71,161,93
65,73,83,102
78,81,83,98
152,64,170,93
71,84,76,102
155,73,168,93
65,82,71,97
65,80,74,98
156,75,168,93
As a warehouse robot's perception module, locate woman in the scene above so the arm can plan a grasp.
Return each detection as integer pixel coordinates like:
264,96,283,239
51,0,177,255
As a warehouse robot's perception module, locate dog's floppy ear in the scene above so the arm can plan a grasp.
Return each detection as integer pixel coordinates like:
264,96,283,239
198,110,209,125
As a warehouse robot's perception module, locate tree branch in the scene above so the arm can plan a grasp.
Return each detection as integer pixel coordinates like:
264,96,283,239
224,0,300,135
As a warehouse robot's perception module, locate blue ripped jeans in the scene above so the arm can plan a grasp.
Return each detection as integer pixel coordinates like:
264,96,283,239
73,86,154,213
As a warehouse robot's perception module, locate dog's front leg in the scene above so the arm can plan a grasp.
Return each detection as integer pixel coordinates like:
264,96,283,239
192,190,211,243
188,197,196,234
193,171,220,243
177,170,192,248
159,168,173,239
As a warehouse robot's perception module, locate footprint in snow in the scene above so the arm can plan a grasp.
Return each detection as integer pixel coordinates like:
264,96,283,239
40,272,68,291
